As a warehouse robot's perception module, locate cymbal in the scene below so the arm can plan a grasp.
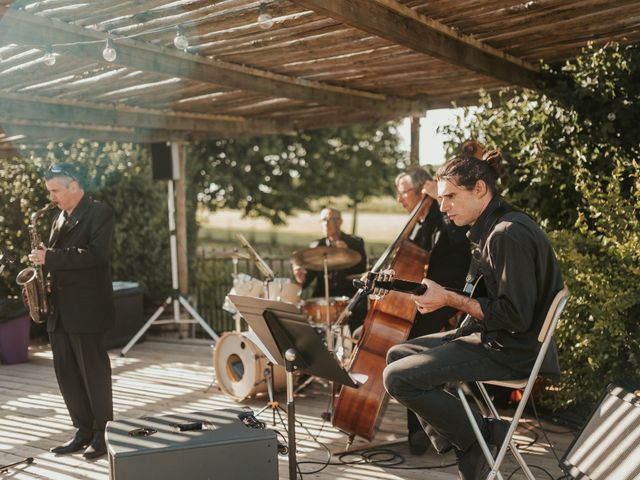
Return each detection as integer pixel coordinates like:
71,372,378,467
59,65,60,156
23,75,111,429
291,246,361,272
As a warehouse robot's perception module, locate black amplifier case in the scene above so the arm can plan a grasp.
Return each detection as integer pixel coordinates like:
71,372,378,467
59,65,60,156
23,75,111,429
106,409,278,480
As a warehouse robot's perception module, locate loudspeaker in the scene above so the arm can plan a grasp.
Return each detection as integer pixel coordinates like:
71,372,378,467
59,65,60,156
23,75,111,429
151,142,179,180
560,384,640,479
106,409,278,480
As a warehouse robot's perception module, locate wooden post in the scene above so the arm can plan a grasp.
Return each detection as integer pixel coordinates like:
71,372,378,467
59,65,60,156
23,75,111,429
174,143,189,296
410,115,420,166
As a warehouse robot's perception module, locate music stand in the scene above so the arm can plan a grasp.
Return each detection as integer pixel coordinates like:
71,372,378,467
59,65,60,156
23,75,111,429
228,294,362,480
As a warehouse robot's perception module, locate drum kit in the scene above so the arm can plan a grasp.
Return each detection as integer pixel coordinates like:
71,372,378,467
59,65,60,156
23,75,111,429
214,236,363,403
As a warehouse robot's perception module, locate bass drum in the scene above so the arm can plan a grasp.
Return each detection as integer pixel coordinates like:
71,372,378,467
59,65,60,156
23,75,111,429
213,332,286,401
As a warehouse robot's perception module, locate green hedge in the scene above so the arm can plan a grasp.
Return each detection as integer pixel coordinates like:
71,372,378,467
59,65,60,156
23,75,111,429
548,230,640,414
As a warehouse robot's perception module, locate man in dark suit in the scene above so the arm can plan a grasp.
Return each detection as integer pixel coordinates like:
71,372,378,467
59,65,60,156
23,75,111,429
293,207,368,333
394,167,471,455
29,163,115,460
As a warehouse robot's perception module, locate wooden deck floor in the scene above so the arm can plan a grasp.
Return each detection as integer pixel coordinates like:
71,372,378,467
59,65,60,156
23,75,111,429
0,337,575,479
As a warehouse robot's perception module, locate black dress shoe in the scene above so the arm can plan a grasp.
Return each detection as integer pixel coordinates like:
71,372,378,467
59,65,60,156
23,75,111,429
50,431,92,454
408,430,429,455
83,431,107,460
456,419,510,479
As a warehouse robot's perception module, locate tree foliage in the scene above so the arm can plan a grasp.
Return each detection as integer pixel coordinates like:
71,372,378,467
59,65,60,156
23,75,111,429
190,123,405,225
2,122,406,311
442,42,640,412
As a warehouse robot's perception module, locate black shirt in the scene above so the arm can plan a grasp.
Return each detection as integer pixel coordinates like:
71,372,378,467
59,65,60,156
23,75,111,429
410,200,471,336
467,196,563,379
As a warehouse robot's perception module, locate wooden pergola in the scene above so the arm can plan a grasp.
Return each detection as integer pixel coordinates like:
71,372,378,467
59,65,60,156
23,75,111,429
1,0,639,152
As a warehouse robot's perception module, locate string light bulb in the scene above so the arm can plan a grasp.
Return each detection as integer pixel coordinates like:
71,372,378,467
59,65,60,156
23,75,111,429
43,47,56,66
173,25,189,50
102,36,117,62
257,2,273,30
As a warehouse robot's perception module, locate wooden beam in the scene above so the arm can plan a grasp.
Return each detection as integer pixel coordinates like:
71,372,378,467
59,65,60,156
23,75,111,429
290,0,540,89
0,118,218,143
0,93,293,136
0,7,426,116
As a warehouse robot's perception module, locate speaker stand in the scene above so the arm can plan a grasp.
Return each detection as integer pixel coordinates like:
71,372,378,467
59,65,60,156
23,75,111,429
120,179,218,357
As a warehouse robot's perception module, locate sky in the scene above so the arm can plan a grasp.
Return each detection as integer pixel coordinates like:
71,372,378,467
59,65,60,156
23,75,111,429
397,107,466,166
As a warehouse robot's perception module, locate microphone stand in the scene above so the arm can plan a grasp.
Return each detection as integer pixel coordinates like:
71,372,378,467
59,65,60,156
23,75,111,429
0,457,34,474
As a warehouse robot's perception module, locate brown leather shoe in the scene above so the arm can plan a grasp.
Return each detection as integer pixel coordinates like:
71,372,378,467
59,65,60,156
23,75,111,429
50,431,92,454
82,431,107,460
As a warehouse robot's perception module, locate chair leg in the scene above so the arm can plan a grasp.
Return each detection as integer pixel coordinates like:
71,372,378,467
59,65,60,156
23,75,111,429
477,383,536,480
456,385,504,480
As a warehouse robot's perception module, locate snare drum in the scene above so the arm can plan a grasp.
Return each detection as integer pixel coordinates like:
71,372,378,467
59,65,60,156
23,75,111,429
302,296,350,325
213,332,286,401
266,277,301,305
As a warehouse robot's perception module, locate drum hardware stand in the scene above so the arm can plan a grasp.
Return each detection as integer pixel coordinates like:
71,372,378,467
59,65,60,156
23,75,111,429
230,249,243,333
120,172,219,357
255,362,287,426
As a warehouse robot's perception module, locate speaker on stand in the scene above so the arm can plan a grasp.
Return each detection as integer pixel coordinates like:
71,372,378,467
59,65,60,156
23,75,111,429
120,142,219,356
151,142,178,181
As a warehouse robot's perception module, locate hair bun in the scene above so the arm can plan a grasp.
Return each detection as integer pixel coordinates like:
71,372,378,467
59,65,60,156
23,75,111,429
482,149,502,175
461,140,485,160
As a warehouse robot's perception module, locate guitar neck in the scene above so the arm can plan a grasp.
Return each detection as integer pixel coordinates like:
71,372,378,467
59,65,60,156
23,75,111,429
375,279,427,295
372,279,467,297
354,276,468,297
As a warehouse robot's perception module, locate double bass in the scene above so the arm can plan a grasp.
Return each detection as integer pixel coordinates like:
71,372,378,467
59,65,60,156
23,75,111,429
332,194,433,441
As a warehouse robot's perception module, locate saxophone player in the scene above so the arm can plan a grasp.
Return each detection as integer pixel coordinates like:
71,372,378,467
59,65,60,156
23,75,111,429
29,163,115,460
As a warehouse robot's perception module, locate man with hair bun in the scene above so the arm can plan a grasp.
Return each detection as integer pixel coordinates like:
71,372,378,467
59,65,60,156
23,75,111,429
383,146,564,479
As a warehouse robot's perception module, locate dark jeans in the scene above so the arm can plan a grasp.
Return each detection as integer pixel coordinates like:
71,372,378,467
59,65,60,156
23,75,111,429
406,306,456,436
383,331,521,453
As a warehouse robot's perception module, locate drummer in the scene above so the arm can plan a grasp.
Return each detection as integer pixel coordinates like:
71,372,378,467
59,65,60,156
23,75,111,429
292,207,368,333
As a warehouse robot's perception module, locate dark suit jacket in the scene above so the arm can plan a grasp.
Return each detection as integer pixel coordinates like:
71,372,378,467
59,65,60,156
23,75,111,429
45,194,115,334
303,232,367,299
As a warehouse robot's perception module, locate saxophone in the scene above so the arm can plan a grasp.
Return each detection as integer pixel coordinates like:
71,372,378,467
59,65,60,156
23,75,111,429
16,202,57,324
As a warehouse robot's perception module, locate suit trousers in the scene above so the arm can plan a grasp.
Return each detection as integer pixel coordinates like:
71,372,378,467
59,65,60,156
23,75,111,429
49,331,113,433
383,332,521,453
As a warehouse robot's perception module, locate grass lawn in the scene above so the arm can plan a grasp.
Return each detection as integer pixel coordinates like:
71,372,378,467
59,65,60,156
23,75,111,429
198,208,407,257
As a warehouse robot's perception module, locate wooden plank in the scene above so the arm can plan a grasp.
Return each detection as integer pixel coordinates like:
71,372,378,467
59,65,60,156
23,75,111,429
0,7,426,116
0,93,294,136
290,0,540,89
0,339,573,480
